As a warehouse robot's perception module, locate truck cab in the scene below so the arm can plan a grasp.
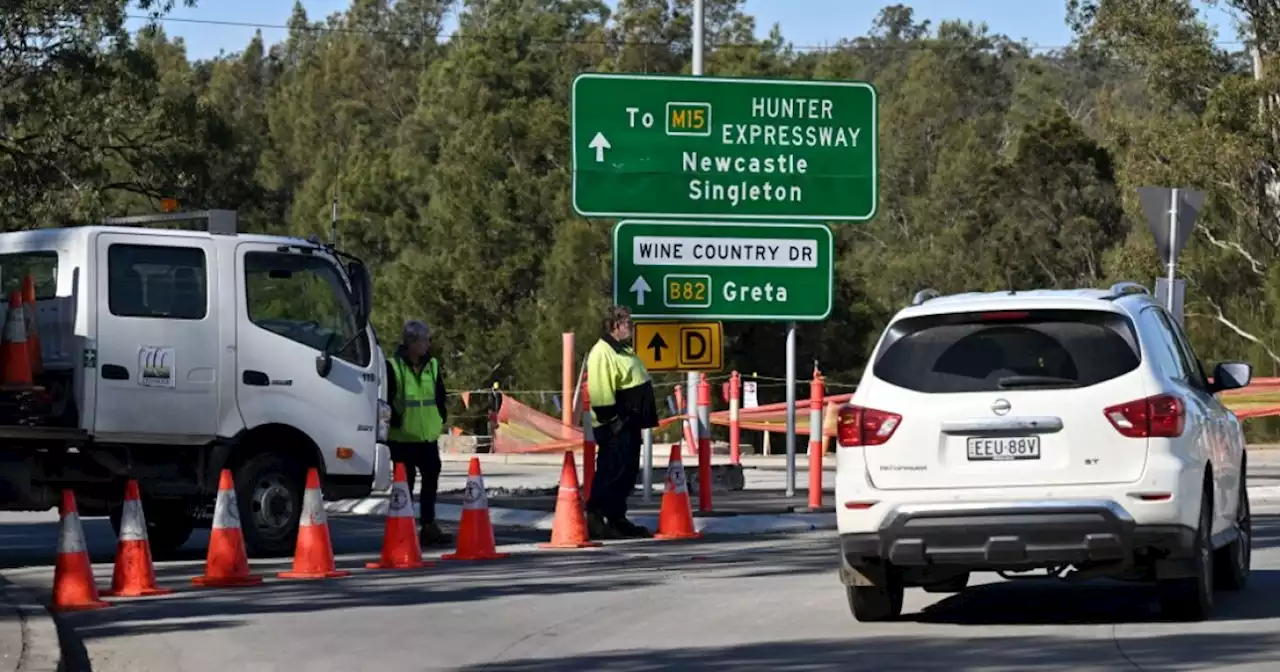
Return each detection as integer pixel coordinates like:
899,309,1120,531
0,209,392,556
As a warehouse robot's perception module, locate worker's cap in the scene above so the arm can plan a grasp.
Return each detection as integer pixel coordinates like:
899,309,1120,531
402,320,433,344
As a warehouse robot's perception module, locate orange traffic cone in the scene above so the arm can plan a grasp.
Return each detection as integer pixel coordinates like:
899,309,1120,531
442,457,510,561
366,462,431,570
538,451,601,550
279,468,349,580
655,445,702,541
51,490,110,612
20,275,41,377
0,290,32,386
192,469,264,587
102,480,172,598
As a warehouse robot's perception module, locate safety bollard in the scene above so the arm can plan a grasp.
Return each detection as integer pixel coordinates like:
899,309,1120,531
697,373,713,513
807,367,825,510
581,373,595,501
674,384,695,456
729,371,741,465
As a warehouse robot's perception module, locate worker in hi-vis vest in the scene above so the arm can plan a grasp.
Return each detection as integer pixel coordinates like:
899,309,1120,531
385,319,452,546
585,305,660,539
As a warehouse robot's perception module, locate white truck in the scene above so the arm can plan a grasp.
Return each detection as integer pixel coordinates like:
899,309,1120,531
0,209,392,557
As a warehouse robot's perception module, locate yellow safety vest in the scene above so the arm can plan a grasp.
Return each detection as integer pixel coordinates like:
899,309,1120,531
586,337,655,428
388,356,444,442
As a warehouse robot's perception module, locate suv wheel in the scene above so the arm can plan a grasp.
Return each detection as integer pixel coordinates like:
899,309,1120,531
846,565,904,622
1158,483,1214,621
1214,473,1250,591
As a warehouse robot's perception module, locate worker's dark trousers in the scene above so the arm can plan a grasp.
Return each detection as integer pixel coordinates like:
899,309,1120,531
388,440,442,524
587,418,642,520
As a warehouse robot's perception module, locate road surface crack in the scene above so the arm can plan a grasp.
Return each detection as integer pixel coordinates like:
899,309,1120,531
1112,624,1145,670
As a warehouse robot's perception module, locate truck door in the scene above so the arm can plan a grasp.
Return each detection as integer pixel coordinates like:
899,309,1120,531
93,233,220,441
233,242,378,478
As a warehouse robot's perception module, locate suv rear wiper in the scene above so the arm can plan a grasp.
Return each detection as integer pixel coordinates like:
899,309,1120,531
996,375,1079,389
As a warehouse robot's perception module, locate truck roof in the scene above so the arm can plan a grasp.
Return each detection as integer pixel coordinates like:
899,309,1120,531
0,225,325,252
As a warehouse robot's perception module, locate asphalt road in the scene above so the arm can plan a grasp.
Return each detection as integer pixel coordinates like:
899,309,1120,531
5,507,1280,670
5,452,1280,671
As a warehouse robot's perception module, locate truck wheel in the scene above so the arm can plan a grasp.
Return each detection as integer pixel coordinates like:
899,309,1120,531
233,452,304,558
109,500,195,557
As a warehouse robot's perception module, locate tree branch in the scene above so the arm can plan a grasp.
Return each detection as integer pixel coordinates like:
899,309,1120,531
1199,226,1268,275
1202,294,1280,365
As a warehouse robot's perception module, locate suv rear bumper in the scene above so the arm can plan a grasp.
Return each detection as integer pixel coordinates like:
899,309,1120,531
839,499,1196,569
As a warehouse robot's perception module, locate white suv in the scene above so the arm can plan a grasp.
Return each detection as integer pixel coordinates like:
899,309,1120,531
835,282,1252,623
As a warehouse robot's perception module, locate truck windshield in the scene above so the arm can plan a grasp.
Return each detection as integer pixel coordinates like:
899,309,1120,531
244,251,370,367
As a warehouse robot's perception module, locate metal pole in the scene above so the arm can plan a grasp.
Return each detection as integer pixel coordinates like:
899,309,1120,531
686,370,698,459
785,321,797,497
693,0,704,76
642,428,653,503
1167,188,1178,313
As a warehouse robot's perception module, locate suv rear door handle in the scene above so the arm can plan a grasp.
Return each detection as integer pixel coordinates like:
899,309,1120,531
102,364,129,380
242,370,269,386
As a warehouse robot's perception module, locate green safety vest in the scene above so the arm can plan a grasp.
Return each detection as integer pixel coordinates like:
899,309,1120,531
387,356,444,443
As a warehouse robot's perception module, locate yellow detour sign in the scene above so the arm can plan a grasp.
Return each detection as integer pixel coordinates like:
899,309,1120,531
633,321,723,372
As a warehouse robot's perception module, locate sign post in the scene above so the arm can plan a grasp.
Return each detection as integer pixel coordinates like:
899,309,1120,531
577,3,874,501
1137,186,1205,325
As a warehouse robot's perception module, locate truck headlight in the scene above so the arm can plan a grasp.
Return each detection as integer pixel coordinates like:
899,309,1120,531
377,400,391,442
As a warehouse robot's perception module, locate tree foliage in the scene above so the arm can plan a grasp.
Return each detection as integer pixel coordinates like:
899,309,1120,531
12,0,1280,437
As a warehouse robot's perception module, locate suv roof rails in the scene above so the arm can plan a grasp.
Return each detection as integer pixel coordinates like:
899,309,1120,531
101,209,238,235
1104,281,1150,300
911,288,941,306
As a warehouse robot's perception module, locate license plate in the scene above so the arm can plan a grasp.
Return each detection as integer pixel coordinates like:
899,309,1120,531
966,436,1040,461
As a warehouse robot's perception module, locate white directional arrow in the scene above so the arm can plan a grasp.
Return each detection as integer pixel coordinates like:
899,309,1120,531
629,275,651,306
589,132,611,162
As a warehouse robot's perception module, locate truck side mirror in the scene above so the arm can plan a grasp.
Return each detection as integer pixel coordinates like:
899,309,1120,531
315,333,337,378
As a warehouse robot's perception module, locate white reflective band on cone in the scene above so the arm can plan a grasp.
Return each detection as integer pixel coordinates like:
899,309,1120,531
212,489,241,529
4,306,23,342
58,512,87,554
118,498,148,541
666,460,688,495
386,480,416,519
300,487,326,527
461,475,488,511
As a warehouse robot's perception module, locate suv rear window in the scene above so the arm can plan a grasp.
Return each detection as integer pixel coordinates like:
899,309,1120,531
872,309,1141,393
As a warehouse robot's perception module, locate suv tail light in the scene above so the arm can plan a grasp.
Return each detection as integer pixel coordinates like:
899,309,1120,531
837,404,902,447
1104,394,1184,438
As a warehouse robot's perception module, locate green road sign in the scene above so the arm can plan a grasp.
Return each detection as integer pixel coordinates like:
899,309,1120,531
612,220,834,321
572,73,878,222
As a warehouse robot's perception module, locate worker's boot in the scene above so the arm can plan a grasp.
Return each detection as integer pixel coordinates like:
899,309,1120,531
610,517,652,539
586,510,621,540
419,520,452,547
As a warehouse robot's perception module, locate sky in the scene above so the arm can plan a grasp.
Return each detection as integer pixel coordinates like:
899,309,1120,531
124,0,1245,62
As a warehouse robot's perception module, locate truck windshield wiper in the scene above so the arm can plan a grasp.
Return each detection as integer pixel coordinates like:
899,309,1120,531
997,375,1079,389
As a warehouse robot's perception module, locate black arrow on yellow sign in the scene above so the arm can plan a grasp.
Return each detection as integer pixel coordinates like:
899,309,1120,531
647,331,669,362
